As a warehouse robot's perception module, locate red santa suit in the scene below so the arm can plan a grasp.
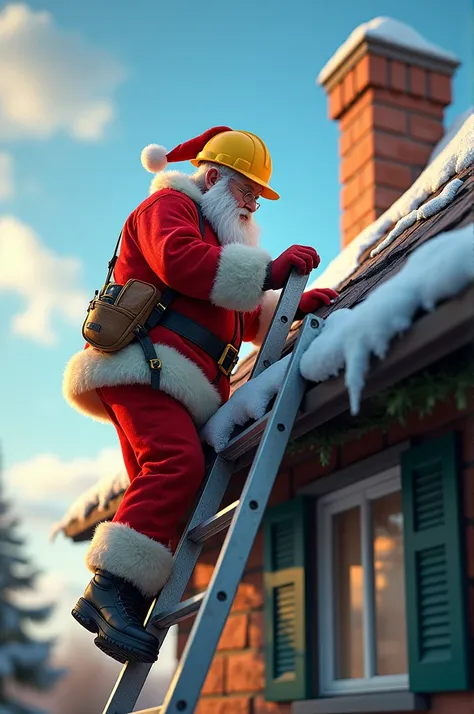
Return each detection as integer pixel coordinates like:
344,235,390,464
63,170,279,597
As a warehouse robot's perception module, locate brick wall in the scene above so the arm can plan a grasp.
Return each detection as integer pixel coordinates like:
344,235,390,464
177,393,474,712
319,36,458,248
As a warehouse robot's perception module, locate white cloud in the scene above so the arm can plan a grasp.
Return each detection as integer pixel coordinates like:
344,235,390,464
0,152,14,199
5,447,123,503
0,216,89,343
0,3,127,141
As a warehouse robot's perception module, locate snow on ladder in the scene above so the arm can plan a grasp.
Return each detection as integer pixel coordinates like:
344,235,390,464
100,269,324,714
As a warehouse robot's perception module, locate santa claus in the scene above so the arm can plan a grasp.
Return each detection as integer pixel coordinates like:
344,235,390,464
63,126,336,663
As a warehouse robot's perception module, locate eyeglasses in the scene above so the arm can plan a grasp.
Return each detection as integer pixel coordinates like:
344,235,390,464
230,179,261,210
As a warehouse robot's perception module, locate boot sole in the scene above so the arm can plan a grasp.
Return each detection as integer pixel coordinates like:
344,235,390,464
71,598,158,664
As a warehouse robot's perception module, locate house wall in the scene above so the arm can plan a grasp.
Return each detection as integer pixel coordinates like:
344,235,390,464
177,392,474,714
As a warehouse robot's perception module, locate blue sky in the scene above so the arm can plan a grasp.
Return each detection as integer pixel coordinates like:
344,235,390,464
0,0,471,696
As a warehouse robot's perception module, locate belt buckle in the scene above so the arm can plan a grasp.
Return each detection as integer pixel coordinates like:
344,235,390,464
218,344,239,376
149,358,162,370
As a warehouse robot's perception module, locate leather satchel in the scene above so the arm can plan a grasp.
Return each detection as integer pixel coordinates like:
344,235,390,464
82,278,164,352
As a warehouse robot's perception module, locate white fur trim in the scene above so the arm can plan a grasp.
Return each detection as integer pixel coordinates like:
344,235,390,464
149,170,203,204
141,144,168,173
253,290,281,347
86,522,174,596
63,343,222,427
210,243,271,312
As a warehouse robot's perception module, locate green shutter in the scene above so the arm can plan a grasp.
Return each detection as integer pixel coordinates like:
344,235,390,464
401,432,470,692
263,496,313,701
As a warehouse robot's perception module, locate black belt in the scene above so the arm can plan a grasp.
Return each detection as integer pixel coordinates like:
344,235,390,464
145,306,240,377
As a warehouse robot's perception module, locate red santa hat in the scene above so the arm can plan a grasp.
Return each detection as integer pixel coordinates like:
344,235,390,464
140,126,232,173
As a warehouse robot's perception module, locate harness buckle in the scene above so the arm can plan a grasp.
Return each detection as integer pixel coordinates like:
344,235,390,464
218,344,239,376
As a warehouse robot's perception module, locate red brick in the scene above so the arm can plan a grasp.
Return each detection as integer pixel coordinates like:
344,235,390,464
232,571,264,612
430,692,474,714
197,697,251,714
349,186,375,223
352,105,373,142
374,87,445,118
340,88,373,130
390,60,407,92
373,103,407,134
202,656,226,695
268,469,292,507
341,174,360,210
467,525,474,579
340,430,385,467
246,530,263,571
342,221,362,247
329,82,344,120
463,469,474,519
372,158,413,190
343,69,356,107
193,562,215,590
428,71,452,105
292,451,338,490
374,131,433,167
249,610,264,649
374,185,402,211
409,113,444,144
339,126,354,156
254,698,292,714
217,614,248,651
355,54,388,92
340,132,374,182
227,651,265,692
387,399,467,447
409,66,427,97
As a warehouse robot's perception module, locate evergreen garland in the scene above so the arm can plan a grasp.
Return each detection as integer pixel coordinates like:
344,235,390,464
287,349,474,466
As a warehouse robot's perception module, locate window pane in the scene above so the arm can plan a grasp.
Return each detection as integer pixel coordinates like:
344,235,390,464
333,507,364,679
372,491,407,675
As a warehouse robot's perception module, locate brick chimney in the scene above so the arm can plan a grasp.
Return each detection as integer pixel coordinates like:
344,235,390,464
318,18,460,247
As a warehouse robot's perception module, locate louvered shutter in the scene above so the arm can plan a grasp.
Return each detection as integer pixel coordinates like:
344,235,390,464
401,433,470,692
263,496,313,701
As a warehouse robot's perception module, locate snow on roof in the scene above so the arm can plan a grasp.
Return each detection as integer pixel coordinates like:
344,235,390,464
203,224,474,452
50,469,129,539
318,16,459,85
310,110,473,291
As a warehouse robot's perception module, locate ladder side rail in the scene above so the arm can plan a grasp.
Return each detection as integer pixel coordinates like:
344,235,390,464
102,271,308,714
160,315,323,714
250,270,308,379
102,457,233,714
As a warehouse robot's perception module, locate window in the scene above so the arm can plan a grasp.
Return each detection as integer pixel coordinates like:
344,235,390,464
318,467,408,695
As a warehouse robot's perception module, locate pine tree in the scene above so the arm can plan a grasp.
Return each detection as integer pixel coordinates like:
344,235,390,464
0,457,64,714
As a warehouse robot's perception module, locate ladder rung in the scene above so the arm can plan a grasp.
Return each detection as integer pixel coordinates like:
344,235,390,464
187,500,239,543
129,708,162,714
151,592,205,629
221,414,268,461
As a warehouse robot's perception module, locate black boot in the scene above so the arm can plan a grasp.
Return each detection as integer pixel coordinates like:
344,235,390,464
71,569,159,664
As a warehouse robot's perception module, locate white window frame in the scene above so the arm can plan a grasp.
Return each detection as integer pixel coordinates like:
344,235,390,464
317,466,409,696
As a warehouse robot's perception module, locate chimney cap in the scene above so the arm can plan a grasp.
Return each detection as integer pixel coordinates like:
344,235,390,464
318,16,459,87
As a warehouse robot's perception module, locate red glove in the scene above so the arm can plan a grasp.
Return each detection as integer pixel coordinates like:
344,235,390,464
295,287,339,319
263,245,320,290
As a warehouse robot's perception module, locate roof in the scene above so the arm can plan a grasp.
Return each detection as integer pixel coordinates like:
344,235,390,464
53,113,474,543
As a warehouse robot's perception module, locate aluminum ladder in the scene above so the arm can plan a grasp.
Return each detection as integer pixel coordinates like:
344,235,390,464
101,269,324,714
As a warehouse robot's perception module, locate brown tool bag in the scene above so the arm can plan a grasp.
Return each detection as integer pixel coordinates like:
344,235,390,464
83,278,164,353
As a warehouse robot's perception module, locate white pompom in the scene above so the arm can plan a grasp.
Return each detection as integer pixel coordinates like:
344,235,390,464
140,144,168,173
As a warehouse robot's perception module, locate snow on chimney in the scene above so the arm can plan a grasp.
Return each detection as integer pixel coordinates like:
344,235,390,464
318,17,460,248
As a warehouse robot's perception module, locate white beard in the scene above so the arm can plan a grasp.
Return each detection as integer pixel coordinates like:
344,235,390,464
200,176,261,247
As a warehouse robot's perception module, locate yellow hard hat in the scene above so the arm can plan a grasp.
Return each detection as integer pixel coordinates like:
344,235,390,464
191,129,279,200
141,126,279,200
